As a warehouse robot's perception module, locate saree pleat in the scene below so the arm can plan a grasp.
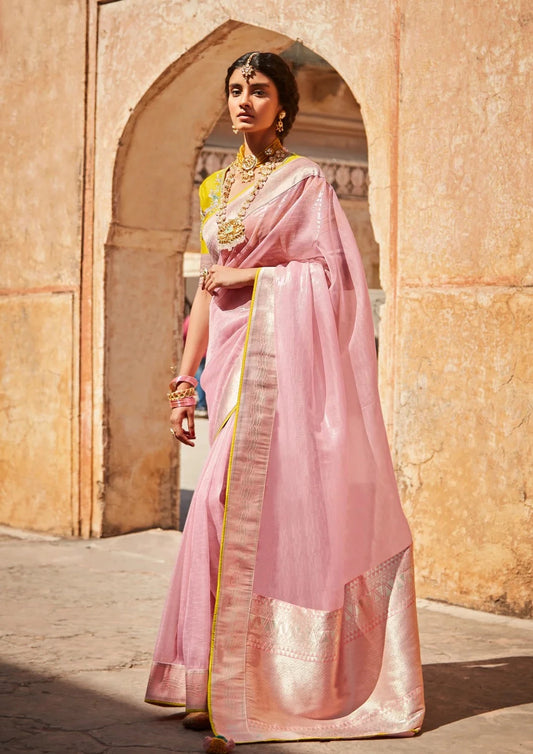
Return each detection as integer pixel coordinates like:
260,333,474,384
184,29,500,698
145,414,234,711
146,156,425,741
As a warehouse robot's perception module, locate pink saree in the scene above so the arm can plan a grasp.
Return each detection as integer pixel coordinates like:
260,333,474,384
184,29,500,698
145,156,425,742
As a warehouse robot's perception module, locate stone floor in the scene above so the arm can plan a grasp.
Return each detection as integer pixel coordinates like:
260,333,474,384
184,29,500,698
0,525,532,754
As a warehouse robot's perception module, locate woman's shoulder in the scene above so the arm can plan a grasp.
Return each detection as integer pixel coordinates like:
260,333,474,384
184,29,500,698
272,154,335,200
283,154,324,182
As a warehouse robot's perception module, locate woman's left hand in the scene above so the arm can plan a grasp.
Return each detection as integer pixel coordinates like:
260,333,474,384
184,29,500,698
202,265,257,294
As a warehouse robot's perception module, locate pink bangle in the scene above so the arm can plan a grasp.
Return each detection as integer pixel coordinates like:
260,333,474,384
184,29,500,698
169,374,198,391
172,396,196,408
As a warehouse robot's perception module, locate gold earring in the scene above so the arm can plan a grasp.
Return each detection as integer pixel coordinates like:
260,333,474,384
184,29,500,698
276,111,286,133
232,125,239,134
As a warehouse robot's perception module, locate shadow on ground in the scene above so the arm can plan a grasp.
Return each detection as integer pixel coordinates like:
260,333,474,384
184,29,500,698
0,659,283,753
422,655,533,731
2,655,532,751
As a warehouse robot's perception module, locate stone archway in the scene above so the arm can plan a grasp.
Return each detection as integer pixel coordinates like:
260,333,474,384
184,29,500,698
102,24,293,534
99,18,391,536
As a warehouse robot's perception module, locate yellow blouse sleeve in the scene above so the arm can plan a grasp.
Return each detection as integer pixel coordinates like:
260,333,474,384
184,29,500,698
199,170,223,258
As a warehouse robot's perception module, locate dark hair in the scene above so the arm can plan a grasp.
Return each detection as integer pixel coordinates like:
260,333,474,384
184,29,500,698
225,52,299,140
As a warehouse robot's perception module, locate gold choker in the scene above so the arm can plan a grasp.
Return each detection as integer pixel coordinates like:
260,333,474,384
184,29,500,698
236,138,284,183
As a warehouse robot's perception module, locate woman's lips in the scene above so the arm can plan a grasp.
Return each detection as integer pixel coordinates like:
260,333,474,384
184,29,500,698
237,113,253,121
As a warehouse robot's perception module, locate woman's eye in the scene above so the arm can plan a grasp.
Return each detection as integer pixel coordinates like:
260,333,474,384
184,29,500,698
230,88,241,96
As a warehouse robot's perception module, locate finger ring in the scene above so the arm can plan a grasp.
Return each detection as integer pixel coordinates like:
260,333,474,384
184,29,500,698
201,268,209,281
170,428,175,436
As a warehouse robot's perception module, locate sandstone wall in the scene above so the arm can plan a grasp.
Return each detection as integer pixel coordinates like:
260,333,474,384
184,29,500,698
0,0,86,534
391,0,533,615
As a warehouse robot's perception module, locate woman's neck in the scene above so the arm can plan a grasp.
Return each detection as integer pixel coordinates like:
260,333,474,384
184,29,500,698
242,130,279,157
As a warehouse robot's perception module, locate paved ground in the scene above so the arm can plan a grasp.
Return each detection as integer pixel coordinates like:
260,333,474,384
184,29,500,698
1,418,532,753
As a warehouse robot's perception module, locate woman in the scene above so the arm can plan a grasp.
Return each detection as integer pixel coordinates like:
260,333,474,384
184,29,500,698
145,52,425,748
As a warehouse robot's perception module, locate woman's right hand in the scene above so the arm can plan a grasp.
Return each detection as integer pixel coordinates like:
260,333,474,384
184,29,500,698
170,406,196,446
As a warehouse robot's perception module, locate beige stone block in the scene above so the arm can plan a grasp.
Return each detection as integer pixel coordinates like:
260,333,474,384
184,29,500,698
397,1,533,285
103,242,181,535
0,0,86,288
0,294,76,535
395,288,533,616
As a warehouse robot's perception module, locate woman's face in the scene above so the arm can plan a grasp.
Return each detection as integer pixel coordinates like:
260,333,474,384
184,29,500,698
227,67,281,137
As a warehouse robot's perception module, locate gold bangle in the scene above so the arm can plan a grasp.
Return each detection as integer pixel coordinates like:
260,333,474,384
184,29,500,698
167,386,196,401
168,387,195,396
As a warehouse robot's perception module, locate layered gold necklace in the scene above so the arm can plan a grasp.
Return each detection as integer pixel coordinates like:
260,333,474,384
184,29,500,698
216,138,287,250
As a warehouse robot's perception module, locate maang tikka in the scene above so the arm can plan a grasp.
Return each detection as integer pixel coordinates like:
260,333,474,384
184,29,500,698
231,54,259,134
240,53,258,83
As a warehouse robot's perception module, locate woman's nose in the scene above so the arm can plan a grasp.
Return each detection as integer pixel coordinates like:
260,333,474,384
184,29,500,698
238,91,250,108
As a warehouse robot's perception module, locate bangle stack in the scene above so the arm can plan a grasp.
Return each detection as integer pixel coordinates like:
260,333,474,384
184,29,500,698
168,373,199,408
167,374,198,408
168,386,197,409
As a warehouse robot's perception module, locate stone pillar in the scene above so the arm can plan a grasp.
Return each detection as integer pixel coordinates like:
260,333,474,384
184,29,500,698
389,0,533,616
102,226,184,535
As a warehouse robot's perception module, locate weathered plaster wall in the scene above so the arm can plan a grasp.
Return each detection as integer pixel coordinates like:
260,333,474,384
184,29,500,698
0,1,86,289
0,294,76,534
394,0,533,615
0,0,86,534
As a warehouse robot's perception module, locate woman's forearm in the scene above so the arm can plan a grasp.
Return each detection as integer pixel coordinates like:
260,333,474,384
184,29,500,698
202,264,261,294
179,286,211,379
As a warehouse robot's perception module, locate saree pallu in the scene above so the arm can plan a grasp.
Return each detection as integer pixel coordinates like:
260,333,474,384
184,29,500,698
145,156,425,741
